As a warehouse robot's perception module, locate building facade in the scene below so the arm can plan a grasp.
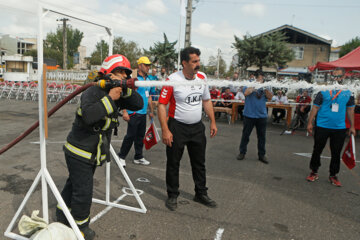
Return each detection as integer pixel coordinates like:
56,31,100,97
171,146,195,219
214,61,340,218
0,34,36,55
256,25,332,69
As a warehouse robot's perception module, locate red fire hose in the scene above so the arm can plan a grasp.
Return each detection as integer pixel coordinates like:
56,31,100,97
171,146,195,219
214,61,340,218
0,77,138,155
0,82,96,155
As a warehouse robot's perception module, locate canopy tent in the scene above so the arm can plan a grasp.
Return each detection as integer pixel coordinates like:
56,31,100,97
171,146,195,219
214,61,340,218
309,47,360,72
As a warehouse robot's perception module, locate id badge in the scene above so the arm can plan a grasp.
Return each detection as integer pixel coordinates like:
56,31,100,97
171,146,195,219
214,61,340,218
331,103,339,112
145,90,149,97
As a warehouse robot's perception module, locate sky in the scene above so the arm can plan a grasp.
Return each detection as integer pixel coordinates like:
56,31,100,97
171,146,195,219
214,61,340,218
0,0,359,68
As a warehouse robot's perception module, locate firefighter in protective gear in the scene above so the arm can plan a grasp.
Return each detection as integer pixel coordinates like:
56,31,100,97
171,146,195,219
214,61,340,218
56,54,143,240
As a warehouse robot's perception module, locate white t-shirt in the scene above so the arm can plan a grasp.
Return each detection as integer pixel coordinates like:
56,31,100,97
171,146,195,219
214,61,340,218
272,95,288,104
235,91,245,101
159,71,210,124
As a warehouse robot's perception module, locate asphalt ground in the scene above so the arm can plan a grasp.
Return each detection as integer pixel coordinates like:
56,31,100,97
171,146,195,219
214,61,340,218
0,98,360,240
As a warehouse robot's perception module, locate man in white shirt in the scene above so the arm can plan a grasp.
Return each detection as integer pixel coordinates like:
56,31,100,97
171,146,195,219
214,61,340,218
158,47,218,211
235,86,245,120
272,90,288,123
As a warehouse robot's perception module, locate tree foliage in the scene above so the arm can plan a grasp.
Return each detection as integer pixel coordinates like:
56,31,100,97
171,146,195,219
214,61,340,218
89,37,142,67
89,40,109,66
24,26,83,69
113,37,142,67
45,26,83,68
232,31,294,71
23,48,62,66
201,55,226,77
339,37,360,57
144,33,178,72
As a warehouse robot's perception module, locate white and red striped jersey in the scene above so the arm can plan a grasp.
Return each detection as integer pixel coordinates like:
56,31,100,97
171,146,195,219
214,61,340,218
159,71,210,124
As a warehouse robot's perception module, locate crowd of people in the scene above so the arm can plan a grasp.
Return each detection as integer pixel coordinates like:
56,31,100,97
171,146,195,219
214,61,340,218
54,47,355,239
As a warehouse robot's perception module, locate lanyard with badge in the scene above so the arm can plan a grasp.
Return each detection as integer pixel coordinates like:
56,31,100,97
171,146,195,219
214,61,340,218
330,90,341,112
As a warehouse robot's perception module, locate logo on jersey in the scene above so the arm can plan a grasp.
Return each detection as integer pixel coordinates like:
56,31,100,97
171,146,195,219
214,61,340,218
185,93,202,105
190,85,203,90
161,89,168,98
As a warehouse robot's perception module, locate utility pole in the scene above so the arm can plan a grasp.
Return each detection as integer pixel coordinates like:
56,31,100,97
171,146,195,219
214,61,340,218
184,0,193,48
57,18,69,70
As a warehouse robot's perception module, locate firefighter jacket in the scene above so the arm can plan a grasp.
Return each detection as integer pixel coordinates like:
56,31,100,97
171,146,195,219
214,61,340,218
63,85,143,165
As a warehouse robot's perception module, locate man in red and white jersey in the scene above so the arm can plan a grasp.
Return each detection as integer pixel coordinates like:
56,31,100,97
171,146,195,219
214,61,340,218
158,47,217,211
220,87,235,108
210,86,221,106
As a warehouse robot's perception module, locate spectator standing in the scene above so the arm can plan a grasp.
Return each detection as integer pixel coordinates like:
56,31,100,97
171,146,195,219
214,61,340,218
306,68,355,186
149,67,160,101
272,90,288,123
248,74,255,82
158,47,218,211
118,56,154,166
237,70,273,164
229,72,239,93
159,67,168,81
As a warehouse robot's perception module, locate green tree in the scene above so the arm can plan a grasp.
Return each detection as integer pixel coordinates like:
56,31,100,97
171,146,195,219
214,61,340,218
24,47,64,67
224,65,237,78
24,27,83,69
144,33,178,72
202,55,226,77
45,26,83,68
89,40,109,65
89,37,142,67
339,37,360,57
113,37,142,67
232,31,294,71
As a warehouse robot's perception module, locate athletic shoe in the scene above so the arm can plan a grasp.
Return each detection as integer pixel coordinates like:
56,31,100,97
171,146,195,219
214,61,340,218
165,197,177,211
193,194,217,208
258,155,269,164
133,158,150,165
306,171,319,182
119,157,126,168
237,153,245,160
329,176,342,187
80,226,96,240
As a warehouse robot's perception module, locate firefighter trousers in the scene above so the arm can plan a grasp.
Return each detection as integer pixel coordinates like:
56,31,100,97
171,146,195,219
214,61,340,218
56,153,96,229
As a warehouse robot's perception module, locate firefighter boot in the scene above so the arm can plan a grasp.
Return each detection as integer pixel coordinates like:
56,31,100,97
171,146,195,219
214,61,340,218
80,226,96,240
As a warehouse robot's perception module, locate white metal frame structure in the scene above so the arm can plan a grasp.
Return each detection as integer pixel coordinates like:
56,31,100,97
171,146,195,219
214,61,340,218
4,2,146,240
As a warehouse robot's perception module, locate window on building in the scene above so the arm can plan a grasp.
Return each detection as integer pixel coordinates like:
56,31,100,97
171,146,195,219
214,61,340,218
292,46,304,60
6,61,26,72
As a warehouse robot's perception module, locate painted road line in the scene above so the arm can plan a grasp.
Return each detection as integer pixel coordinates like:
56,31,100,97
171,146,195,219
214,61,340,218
294,152,330,159
214,228,224,240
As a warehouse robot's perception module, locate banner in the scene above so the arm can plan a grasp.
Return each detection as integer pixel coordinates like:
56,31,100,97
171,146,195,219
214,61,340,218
342,134,356,169
143,120,161,150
